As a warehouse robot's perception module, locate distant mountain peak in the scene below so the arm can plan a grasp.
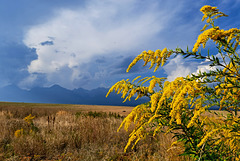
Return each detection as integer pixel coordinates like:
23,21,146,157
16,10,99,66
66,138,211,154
49,84,66,89
0,84,147,106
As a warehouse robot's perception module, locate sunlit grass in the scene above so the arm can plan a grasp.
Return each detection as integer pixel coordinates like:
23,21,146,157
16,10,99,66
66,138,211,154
0,102,190,160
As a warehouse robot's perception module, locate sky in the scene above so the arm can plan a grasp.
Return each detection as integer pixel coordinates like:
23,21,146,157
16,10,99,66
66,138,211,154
0,0,240,90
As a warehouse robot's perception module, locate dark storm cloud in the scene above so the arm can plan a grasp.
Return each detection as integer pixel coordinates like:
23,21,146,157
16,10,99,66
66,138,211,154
111,56,152,75
0,0,86,87
95,57,107,64
40,41,54,46
0,0,86,42
0,42,37,86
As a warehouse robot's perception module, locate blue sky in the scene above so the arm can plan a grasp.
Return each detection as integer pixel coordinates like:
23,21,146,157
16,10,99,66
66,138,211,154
0,0,240,90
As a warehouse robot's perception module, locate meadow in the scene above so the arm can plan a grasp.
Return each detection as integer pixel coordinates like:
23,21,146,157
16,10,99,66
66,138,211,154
0,102,192,161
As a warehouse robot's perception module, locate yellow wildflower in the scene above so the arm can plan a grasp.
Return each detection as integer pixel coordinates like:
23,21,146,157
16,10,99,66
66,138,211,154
153,122,162,136
197,129,219,147
160,48,167,57
14,128,24,138
126,53,144,72
148,78,157,93
24,114,35,124
132,76,141,83
150,92,160,112
170,140,178,147
187,105,206,128
200,5,227,22
192,27,219,52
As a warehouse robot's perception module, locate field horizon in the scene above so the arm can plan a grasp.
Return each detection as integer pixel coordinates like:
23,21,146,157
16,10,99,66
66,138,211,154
0,101,135,116
0,101,231,117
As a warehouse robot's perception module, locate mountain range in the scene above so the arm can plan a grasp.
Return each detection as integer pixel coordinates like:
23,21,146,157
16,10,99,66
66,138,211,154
0,85,148,106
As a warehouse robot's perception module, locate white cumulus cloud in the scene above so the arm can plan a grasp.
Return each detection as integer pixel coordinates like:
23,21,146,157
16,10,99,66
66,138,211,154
22,0,201,89
163,53,228,82
163,55,198,81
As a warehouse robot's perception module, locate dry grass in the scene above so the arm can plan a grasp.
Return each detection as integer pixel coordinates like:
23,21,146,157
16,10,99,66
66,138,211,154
0,102,190,161
0,102,134,117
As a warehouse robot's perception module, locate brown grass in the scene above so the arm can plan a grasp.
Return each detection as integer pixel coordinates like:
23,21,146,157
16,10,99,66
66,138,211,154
0,102,190,161
0,102,134,117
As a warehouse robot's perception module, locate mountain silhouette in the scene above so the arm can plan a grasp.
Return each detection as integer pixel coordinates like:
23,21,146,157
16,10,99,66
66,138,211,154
0,84,148,106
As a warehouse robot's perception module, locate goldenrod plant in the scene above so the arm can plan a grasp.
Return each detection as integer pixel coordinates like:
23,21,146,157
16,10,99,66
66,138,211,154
107,5,240,160
14,114,38,138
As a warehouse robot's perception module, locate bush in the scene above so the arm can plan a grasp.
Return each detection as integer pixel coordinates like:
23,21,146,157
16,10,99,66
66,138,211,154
107,5,240,160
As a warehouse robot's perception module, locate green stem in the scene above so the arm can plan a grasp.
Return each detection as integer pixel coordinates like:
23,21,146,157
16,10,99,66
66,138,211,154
180,124,198,153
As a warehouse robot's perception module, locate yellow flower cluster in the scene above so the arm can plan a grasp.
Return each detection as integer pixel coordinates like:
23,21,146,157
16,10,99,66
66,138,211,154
193,27,240,52
117,104,143,132
125,125,146,152
217,129,240,153
217,85,240,110
14,128,24,138
106,75,167,152
150,92,161,112
126,48,172,72
193,5,240,52
215,62,240,111
197,129,219,147
199,116,240,156
200,5,227,22
222,61,240,75
106,79,146,102
148,78,157,93
187,105,206,128
24,114,35,124
193,27,219,52
116,103,152,152
106,76,165,103
151,77,204,125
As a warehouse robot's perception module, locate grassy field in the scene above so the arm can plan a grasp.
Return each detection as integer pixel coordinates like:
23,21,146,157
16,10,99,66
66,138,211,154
0,102,135,117
0,102,192,160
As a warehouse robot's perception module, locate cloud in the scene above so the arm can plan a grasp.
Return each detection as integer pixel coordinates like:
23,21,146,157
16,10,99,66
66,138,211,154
0,43,37,88
163,55,197,81
163,52,230,82
23,0,195,89
40,41,54,46
0,0,239,91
